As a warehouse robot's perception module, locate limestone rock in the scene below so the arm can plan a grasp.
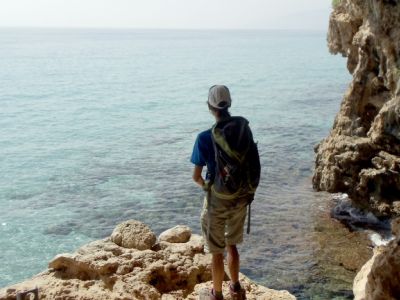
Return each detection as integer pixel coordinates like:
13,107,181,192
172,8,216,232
392,216,400,236
187,273,296,300
110,219,156,250
353,239,400,300
353,218,400,300
0,222,296,300
159,225,192,243
314,0,400,217
353,247,384,300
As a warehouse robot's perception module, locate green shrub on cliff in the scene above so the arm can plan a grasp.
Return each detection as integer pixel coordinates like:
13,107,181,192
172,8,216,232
332,0,342,8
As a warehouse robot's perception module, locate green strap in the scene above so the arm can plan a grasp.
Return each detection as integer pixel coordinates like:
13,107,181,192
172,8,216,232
211,184,255,200
212,127,248,163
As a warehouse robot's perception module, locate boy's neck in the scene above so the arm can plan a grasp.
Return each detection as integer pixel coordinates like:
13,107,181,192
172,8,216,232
215,115,230,123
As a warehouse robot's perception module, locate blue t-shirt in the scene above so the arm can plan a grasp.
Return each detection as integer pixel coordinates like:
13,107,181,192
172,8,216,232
190,129,215,181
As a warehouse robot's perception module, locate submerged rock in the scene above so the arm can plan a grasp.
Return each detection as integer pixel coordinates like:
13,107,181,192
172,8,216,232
313,0,400,217
0,220,295,300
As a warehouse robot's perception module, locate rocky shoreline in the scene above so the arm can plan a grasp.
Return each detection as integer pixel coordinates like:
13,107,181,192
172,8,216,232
313,0,400,299
0,220,295,300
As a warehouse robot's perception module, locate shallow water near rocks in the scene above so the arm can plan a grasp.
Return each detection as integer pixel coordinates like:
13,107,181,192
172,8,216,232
0,28,370,299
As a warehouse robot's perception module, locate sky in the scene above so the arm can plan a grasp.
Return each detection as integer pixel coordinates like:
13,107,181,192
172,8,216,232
0,0,332,30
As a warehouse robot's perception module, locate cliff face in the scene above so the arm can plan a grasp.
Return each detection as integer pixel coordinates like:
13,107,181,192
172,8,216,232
313,0,400,216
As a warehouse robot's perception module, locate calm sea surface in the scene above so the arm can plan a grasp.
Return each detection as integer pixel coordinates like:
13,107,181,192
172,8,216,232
0,28,353,299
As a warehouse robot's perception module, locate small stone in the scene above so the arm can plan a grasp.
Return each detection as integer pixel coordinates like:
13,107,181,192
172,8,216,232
159,225,192,243
111,220,156,250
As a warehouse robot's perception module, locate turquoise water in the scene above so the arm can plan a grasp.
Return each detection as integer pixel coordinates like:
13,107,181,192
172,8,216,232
0,28,351,298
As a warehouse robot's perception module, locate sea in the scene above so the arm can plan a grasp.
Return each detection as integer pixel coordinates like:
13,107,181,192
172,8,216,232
0,28,355,299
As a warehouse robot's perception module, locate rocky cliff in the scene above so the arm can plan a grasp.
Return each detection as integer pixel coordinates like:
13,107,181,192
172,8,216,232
313,0,400,216
0,221,295,300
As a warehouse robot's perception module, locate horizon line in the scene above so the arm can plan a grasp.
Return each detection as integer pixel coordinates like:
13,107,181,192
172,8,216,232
0,25,328,32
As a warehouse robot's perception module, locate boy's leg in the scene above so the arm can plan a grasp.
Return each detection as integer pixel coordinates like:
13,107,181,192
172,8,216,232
200,195,227,298
225,202,248,294
212,253,225,295
226,245,240,284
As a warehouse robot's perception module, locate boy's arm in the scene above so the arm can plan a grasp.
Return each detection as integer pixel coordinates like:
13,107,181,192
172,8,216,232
192,165,205,188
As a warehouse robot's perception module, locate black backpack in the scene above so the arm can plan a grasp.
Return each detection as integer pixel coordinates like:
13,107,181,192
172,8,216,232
211,116,260,202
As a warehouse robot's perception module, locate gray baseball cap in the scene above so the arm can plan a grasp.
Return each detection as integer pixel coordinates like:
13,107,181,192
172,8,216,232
208,85,232,110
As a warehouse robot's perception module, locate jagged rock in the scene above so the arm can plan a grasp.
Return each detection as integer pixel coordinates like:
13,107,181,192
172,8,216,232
313,0,400,217
392,217,400,236
353,247,384,300
0,222,296,300
110,219,156,250
159,225,192,243
365,241,400,300
353,218,400,300
364,218,400,299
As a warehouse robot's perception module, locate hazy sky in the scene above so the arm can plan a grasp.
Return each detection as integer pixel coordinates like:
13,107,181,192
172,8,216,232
0,0,332,30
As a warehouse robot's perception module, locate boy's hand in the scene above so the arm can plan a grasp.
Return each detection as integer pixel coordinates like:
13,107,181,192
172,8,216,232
202,180,211,192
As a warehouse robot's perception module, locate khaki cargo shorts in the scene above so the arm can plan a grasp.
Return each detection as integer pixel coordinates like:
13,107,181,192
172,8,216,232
200,192,249,254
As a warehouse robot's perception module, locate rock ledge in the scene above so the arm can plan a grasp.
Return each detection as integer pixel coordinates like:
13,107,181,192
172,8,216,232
0,220,295,300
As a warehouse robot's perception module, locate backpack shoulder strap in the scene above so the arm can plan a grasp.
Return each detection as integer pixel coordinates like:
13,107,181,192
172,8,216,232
212,117,251,163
